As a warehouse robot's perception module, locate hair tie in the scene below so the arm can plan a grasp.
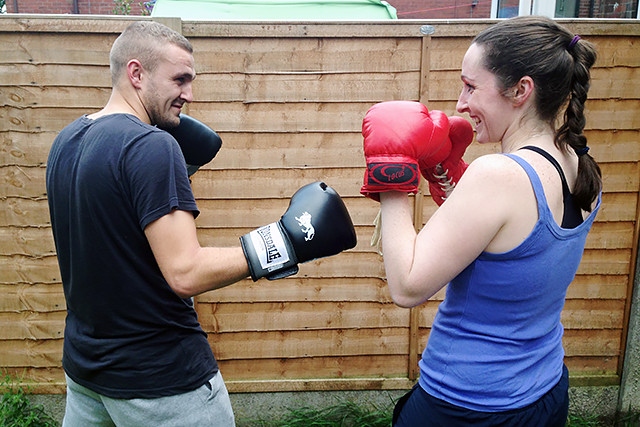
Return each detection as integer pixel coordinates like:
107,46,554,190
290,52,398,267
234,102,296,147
568,35,581,51
575,146,589,156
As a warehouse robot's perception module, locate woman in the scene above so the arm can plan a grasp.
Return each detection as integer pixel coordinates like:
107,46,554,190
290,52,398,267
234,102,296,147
376,16,601,426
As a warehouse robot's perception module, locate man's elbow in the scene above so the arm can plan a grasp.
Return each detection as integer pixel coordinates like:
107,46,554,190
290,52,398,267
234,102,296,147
164,271,197,299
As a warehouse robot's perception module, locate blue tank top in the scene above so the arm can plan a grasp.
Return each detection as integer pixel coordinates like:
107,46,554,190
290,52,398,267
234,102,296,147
419,154,601,411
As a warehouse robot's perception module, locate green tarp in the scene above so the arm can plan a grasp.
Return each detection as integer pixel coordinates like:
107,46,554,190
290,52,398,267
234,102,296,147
151,0,397,20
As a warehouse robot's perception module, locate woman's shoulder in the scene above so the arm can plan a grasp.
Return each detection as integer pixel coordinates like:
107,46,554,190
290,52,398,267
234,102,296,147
464,153,529,184
444,153,533,210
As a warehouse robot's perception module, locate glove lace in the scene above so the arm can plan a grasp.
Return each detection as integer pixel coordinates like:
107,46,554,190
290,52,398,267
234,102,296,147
433,168,455,199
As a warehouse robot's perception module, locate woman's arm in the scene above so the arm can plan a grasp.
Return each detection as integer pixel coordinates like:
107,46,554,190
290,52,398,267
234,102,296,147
380,154,529,307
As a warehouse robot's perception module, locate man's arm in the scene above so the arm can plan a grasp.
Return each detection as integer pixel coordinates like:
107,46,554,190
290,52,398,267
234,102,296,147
145,209,250,298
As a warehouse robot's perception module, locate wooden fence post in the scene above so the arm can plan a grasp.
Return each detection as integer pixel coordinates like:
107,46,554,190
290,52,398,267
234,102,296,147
406,24,435,382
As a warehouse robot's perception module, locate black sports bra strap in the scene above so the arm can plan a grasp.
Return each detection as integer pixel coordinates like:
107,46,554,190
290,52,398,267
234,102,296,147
519,145,583,229
520,146,571,197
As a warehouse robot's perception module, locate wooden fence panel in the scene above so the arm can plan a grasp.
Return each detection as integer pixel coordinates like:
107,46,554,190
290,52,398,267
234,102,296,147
0,16,638,394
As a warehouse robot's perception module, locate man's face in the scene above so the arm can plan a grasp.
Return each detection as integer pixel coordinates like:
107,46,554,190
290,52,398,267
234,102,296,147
141,44,196,128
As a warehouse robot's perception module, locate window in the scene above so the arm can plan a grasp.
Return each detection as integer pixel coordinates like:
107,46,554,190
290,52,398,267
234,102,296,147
492,0,639,18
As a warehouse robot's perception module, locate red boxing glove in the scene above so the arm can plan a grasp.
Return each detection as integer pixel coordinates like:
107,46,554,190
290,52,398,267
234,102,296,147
421,116,474,205
360,101,451,201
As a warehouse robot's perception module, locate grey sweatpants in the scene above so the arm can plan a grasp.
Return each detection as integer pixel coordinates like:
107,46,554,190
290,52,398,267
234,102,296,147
62,372,235,427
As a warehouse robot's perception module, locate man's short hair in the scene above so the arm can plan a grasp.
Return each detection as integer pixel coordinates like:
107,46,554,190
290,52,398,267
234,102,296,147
109,21,193,86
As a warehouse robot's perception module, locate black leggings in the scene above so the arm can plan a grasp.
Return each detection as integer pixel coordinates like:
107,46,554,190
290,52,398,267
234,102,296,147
393,365,569,427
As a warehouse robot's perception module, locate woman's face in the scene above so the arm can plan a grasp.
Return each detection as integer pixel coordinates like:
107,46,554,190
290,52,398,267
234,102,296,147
456,43,515,144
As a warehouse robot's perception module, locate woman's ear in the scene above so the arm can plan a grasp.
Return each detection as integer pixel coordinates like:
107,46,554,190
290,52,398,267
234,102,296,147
512,76,534,107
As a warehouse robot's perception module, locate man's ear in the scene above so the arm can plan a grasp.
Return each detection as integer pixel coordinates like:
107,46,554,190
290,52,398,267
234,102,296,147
512,76,534,107
127,59,144,89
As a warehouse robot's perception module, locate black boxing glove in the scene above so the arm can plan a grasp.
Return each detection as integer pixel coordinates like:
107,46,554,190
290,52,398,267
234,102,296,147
166,114,222,176
240,182,357,281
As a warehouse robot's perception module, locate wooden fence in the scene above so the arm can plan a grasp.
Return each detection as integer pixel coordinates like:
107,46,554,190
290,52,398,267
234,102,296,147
1,15,639,393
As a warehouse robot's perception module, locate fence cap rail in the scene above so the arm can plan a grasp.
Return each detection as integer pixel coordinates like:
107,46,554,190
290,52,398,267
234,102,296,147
1,14,639,38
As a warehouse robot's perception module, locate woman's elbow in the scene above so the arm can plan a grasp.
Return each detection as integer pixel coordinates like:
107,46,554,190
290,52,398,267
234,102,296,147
388,286,424,308
387,276,442,308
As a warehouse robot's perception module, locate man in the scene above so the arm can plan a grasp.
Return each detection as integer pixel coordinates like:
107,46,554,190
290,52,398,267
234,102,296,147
46,21,355,426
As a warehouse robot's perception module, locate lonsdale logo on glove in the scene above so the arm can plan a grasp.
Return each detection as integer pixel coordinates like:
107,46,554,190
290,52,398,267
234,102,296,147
247,223,292,270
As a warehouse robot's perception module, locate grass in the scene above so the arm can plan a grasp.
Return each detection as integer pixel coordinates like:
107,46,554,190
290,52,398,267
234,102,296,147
240,400,640,427
567,412,640,427
0,375,58,427
271,401,391,427
241,399,393,427
1,377,638,427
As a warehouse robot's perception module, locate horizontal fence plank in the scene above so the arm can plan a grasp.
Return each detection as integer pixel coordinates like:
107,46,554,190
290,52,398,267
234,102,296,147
4,101,635,135
1,366,66,387
585,221,636,249
0,32,114,65
0,284,66,312
0,187,636,229
193,71,420,103
2,128,638,171
565,355,619,376
0,226,55,256
566,275,629,300
210,328,410,360
0,63,110,87
2,160,634,203
198,301,411,333
1,131,56,167
0,255,61,284
224,377,416,393
595,193,638,222
188,162,638,201
194,197,375,227
561,299,626,329
197,277,396,303
1,165,48,198
563,329,623,357
577,249,632,275
430,66,640,101
0,15,135,34
192,37,422,74
587,34,640,67
0,86,110,109
0,338,62,367
202,131,365,169
217,355,410,381
0,311,65,340
0,197,51,227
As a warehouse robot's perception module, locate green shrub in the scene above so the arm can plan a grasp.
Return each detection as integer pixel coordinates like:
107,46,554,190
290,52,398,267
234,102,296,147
0,375,58,427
